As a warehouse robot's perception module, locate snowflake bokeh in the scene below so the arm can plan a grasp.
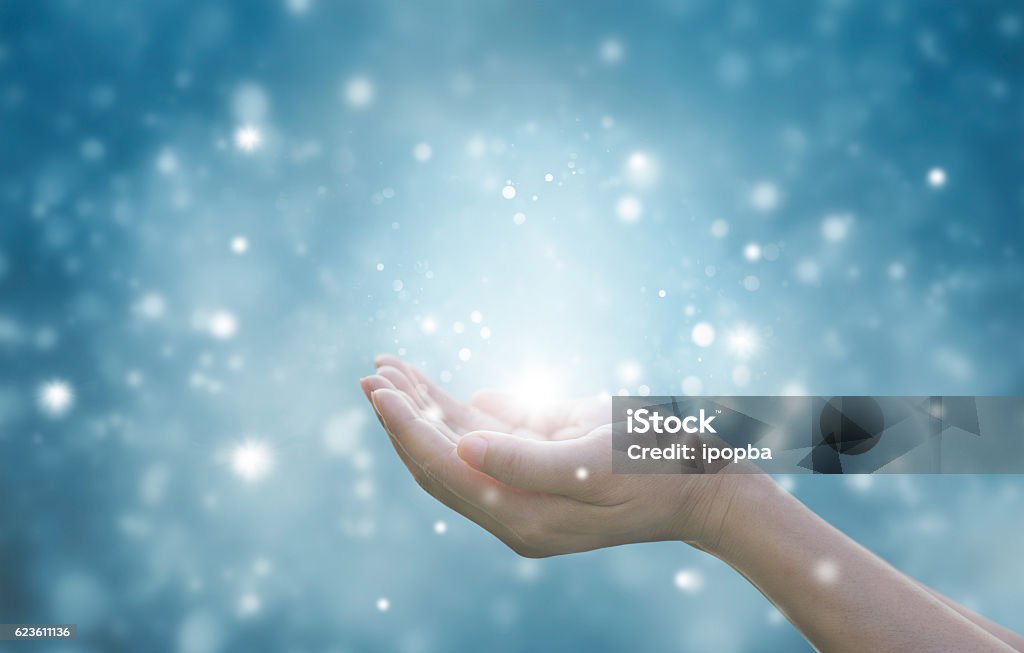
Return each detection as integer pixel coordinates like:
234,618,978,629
1,1,1023,652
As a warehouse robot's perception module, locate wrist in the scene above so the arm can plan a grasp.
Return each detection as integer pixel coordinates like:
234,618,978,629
687,473,792,560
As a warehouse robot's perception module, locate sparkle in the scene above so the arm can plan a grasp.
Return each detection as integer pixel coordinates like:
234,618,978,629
458,347,472,362
501,184,517,199
575,467,589,480
750,181,781,212
237,592,262,617
470,310,483,323
599,38,624,63
822,213,853,242
508,367,561,411
743,242,762,261
658,289,666,298
710,219,729,238
927,167,947,188
814,560,839,584
38,379,74,417
433,520,447,535
617,359,642,383
616,195,643,222
344,76,375,108
230,236,249,254
673,569,704,593
726,325,759,359
231,440,274,482
234,125,262,152
208,310,238,340
412,142,432,162
376,597,390,612
624,151,659,187
512,212,526,225
544,173,554,182
691,322,715,348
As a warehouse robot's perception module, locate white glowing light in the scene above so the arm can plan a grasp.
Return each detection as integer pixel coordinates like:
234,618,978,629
285,0,312,15
681,376,703,396
822,213,853,242
135,292,166,320
420,317,438,334
376,597,390,612
38,379,74,417
344,76,375,109
814,560,839,584
617,360,642,383
512,212,526,225
479,326,491,340
795,259,822,285
208,310,238,340
743,242,762,261
927,167,946,188
750,181,781,212
433,520,447,535
508,367,561,411
234,125,262,152
501,184,517,199
575,467,589,480
156,148,178,175
616,195,643,222
412,142,432,162
658,289,667,298
231,440,273,482
470,310,483,324
230,236,249,254
691,322,715,348
710,219,729,238
624,151,659,187
673,569,704,593
458,347,472,362
599,38,624,63
544,173,554,182
237,592,262,617
726,325,759,359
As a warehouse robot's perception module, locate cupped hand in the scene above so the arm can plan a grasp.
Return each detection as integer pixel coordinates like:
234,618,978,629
360,355,770,558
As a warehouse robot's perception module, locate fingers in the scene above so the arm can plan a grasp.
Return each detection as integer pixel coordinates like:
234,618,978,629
456,428,607,496
375,354,467,421
360,379,536,547
375,354,509,434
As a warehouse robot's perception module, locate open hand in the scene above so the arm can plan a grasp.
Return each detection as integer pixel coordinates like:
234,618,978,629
360,355,768,558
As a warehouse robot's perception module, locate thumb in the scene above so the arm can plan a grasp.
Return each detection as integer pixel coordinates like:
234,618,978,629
456,430,597,495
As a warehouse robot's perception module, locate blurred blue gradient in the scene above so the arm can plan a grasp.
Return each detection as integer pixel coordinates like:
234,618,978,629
1,1,1023,651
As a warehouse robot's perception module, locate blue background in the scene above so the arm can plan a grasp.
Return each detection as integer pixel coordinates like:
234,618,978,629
1,1,1023,651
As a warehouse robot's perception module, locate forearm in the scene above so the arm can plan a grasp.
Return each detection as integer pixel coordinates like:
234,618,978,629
708,477,1015,653
915,581,1024,651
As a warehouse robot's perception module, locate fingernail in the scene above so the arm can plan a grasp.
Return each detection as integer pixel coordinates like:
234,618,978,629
457,434,488,469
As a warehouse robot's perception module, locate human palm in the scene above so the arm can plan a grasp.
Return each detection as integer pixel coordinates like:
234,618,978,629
361,355,750,557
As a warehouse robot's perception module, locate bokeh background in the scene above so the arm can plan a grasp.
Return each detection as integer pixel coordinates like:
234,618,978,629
2,1,1023,651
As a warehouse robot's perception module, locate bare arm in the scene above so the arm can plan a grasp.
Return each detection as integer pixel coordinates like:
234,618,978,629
360,356,1023,652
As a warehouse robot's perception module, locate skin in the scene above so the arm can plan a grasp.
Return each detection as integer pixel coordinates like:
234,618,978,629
360,355,1024,652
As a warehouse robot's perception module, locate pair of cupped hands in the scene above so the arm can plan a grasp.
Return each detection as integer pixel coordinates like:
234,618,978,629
360,355,765,558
